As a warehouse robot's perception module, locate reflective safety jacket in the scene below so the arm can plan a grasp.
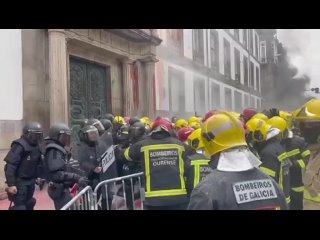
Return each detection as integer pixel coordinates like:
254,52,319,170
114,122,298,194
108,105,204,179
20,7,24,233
258,137,291,204
185,152,212,195
282,136,310,193
123,131,189,206
304,143,320,206
188,168,288,210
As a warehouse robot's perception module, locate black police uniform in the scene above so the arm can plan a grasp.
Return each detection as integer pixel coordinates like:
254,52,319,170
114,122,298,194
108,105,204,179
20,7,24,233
78,139,117,209
45,141,84,210
282,135,310,210
188,168,288,210
4,138,42,210
123,131,189,210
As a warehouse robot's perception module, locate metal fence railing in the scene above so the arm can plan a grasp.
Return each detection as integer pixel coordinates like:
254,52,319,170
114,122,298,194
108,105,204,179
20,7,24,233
60,172,144,210
93,172,144,210
60,186,95,210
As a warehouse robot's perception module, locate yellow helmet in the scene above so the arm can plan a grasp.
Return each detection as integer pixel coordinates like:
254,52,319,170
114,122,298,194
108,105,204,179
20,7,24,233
175,119,188,130
229,112,241,120
293,99,320,121
140,117,151,129
189,121,201,130
246,118,271,142
113,116,125,125
267,116,289,140
279,111,293,129
188,128,204,150
188,116,199,125
252,113,269,122
201,112,247,157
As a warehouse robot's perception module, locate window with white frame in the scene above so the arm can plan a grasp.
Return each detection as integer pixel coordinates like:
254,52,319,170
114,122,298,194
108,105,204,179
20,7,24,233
244,94,249,107
194,77,206,116
193,29,204,65
250,96,256,108
234,91,242,112
210,82,220,109
169,67,185,113
234,48,241,82
225,87,232,111
210,30,219,71
260,41,267,63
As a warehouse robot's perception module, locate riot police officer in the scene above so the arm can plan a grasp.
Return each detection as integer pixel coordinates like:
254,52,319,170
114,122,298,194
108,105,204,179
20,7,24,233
4,122,44,210
45,123,88,210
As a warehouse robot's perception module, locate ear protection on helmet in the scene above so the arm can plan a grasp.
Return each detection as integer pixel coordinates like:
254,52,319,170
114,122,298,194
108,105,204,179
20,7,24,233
253,130,264,142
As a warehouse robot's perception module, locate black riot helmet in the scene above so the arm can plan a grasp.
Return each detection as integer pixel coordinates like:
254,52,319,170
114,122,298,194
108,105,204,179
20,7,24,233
129,116,140,126
118,124,130,143
22,122,43,145
49,123,71,147
128,122,146,142
87,118,105,136
100,119,113,132
103,113,115,123
79,118,89,128
79,125,99,144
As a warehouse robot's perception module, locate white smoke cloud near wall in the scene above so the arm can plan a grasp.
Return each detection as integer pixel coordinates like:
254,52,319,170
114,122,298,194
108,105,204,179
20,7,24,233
277,29,320,91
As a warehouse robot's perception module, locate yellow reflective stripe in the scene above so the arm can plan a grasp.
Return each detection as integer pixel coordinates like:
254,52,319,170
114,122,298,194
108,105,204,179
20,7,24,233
304,191,320,203
286,196,291,204
286,149,300,158
292,186,304,192
259,167,276,178
141,144,185,152
191,160,210,188
141,144,186,197
145,189,187,197
301,150,311,158
124,148,132,161
277,152,287,162
297,159,306,169
143,149,151,193
193,165,200,188
178,147,186,190
279,163,283,191
190,160,210,166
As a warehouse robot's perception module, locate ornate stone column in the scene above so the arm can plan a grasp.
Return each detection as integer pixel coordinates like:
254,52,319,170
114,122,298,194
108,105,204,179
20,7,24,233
48,29,68,124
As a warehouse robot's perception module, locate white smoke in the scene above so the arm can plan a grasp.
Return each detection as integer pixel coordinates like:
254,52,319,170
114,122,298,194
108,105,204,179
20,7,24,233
277,29,320,90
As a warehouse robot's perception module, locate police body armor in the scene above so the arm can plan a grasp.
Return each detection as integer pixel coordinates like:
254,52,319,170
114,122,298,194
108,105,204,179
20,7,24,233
45,142,73,199
185,152,212,195
7,138,42,179
188,168,288,210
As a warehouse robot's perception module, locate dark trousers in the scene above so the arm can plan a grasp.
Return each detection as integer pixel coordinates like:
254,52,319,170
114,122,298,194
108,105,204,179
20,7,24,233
144,203,188,210
290,190,303,210
53,189,73,210
12,179,36,210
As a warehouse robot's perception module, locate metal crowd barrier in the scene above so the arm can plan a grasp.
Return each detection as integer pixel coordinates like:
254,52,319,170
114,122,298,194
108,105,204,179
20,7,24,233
60,186,95,210
60,172,144,210
93,172,144,210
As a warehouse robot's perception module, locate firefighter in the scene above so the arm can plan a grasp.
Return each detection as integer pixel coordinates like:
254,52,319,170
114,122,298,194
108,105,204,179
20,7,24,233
293,99,320,210
123,117,189,210
188,112,288,210
246,118,291,205
112,116,126,145
4,122,44,210
44,123,89,210
175,119,188,132
240,107,257,123
268,116,310,210
252,113,269,122
185,128,212,195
